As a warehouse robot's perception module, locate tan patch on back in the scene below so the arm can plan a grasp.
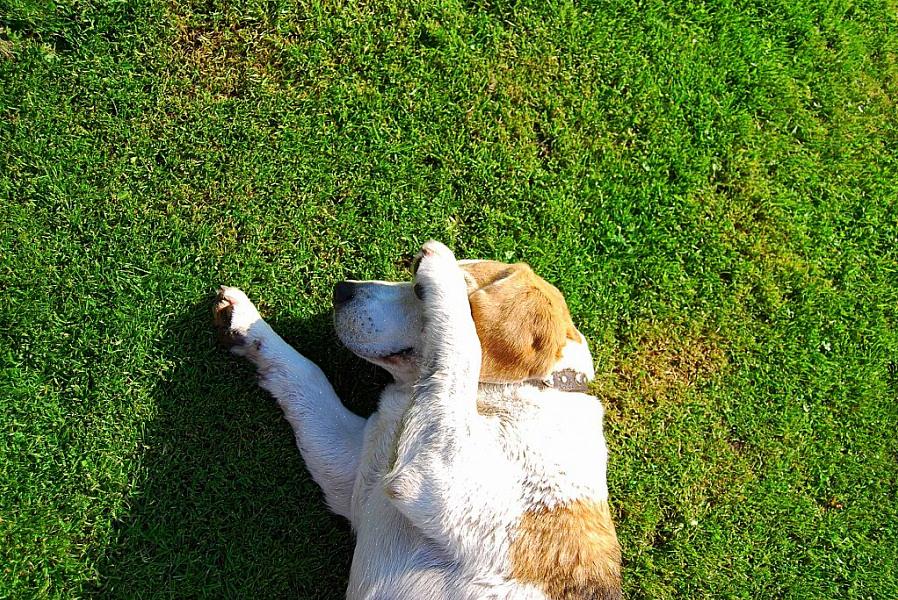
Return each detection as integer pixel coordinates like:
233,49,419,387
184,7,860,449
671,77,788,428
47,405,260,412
510,499,622,600
460,261,580,383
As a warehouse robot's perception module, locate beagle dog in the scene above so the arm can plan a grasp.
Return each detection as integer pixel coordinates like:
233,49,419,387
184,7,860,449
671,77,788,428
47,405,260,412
213,241,621,599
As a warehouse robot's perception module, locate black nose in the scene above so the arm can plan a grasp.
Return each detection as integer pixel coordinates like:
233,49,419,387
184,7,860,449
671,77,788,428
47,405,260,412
333,281,357,306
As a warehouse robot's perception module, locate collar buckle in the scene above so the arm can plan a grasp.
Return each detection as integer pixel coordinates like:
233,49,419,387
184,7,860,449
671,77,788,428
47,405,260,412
532,368,590,393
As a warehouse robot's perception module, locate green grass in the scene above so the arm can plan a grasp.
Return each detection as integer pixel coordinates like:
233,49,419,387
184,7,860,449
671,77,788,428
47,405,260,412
1,0,897,597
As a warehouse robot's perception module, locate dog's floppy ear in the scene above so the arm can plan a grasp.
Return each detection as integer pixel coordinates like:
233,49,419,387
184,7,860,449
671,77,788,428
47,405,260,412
460,261,580,383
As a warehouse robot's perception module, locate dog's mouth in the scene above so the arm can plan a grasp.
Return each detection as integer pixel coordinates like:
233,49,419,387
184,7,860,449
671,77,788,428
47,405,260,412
383,346,414,360
368,346,415,364
347,341,415,360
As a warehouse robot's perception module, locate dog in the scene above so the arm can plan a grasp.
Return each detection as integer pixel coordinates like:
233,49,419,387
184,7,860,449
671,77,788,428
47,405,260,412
213,241,621,599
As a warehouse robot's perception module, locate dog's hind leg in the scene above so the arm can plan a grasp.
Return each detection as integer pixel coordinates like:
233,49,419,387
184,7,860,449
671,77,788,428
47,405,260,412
213,286,366,521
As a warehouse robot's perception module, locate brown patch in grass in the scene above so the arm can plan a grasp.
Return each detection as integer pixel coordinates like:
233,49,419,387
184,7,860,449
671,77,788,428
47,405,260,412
594,326,727,414
824,497,845,511
510,499,622,600
727,437,745,453
166,11,287,98
0,38,15,61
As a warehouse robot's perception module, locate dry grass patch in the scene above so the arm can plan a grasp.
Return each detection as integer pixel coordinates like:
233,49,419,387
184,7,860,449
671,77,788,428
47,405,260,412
166,11,287,98
594,325,728,418
0,38,15,61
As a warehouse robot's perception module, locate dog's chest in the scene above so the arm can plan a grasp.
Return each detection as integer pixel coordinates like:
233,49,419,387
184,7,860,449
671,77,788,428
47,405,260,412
352,385,410,510
345,385,607,600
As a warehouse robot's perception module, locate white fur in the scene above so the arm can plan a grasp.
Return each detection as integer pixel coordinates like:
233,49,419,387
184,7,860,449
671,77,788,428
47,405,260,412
215,287,366,519
216,242,610,599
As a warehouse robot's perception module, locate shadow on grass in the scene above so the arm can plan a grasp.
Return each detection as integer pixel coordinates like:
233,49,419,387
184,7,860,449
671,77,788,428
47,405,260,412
93,297,390,598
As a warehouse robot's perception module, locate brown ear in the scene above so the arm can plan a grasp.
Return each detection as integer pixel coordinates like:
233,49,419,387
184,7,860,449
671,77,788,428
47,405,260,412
461,261,579,383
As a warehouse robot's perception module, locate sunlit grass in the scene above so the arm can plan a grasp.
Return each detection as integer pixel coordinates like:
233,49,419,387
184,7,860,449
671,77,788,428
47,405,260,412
2,0,897,597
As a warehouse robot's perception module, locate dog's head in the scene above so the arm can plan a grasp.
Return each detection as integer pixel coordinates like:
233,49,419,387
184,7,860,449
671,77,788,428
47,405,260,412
332,256,594,385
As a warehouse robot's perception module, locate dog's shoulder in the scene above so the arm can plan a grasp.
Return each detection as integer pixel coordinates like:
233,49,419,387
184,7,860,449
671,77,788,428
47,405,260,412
476,385,609,497
477,385,606,450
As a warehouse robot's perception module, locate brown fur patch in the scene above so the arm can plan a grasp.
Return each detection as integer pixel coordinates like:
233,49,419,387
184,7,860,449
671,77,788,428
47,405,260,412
460,261,579,383
510,499,622,600
475,399,512,420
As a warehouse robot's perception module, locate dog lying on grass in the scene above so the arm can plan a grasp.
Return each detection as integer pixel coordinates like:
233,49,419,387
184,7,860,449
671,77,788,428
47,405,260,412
213,241,621,599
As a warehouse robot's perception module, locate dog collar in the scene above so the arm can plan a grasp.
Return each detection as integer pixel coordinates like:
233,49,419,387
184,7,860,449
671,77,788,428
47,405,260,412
531,368,591,393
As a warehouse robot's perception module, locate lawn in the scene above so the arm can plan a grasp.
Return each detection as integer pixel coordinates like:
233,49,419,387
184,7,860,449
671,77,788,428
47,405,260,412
1,0,897,597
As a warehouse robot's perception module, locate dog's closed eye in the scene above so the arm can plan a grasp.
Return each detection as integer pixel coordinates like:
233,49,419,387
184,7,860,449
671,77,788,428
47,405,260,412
414,283,425,300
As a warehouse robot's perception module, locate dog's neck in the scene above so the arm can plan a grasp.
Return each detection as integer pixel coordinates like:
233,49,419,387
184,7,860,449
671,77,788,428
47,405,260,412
487,333,596,393
386,333,597,390
524,332,595,392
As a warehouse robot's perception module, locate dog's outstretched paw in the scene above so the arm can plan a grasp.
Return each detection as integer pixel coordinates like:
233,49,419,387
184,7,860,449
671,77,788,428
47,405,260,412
213,286,263,354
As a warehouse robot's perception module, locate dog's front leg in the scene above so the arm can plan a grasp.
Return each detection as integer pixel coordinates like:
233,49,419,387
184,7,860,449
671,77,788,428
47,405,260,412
385,242,514,557
213,286,366,521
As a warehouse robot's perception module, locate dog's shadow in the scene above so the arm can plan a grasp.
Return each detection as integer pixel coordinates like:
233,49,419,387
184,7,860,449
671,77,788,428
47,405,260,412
93,298,391,598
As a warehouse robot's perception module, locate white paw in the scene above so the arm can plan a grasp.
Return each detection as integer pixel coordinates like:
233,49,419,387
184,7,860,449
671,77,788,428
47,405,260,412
212,285,264,354
413,241,467,304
